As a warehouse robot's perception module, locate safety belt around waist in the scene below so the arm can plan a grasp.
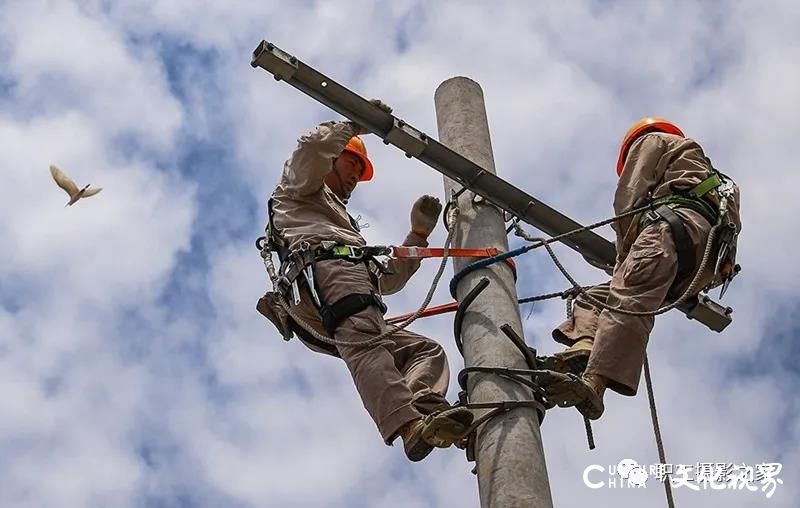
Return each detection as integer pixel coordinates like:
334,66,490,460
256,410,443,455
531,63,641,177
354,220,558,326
643,205,696,286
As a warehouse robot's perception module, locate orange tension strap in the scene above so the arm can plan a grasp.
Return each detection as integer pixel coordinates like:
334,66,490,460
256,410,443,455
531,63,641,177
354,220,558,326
385,301,460,325
391,246,516,276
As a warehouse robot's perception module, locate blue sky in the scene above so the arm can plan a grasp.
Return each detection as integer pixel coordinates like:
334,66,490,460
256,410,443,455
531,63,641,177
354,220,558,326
1,1,798,507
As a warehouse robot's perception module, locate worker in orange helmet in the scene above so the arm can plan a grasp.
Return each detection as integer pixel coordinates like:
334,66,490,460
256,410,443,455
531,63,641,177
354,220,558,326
257,99,472,461
544,118,742,420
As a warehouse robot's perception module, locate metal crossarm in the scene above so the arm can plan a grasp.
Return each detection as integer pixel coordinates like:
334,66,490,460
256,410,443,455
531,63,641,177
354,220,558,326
251,41,614,266
251,40,733,332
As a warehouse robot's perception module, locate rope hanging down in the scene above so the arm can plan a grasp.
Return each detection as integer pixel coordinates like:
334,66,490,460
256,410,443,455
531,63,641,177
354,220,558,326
445,201,716,477
509,221,688,507
260,191,687,492
644,354,676,508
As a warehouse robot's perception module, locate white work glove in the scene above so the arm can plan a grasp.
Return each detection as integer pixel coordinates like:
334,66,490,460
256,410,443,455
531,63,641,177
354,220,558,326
410,195,442,239
350,99,393,136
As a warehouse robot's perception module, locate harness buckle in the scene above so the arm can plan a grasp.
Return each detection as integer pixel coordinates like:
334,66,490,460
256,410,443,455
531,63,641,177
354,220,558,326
328,245,364,260
717,178,735,198
346,246,364,260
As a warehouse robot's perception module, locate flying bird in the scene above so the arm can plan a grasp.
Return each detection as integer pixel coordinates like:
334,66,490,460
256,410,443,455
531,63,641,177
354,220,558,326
49,165,102,206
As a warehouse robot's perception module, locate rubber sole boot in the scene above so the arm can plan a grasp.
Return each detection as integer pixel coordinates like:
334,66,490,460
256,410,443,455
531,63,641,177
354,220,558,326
421,407,474,448
403,420,435,462
539,371,605,420
551,338,592,375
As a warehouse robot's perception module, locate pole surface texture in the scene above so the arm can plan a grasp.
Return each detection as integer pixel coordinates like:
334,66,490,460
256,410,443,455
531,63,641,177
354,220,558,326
435,77,553,508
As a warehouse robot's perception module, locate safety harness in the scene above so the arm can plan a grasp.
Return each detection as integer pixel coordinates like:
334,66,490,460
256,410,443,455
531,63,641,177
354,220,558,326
262,194,524,355
262,198,393,355
638,170,740,297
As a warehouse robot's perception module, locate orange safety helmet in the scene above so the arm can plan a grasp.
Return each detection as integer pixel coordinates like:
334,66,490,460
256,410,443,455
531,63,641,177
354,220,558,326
616,117,685,176
342,136,375,182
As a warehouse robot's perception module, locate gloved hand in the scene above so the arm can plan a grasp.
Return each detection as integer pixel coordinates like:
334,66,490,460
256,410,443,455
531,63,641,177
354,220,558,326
350,99,393,136
410,195,442,238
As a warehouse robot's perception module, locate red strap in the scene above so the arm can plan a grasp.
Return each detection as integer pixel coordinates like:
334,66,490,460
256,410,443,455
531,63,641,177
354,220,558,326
391,246,501,259
391,246,516,278
385,301,459,325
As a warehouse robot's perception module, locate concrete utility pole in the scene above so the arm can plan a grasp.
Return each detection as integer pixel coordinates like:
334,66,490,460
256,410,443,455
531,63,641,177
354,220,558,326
435,77,553,508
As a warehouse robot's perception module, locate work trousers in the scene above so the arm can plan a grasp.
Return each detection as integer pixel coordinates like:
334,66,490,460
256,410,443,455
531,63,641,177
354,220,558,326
552,209,714,395
289,259,451,443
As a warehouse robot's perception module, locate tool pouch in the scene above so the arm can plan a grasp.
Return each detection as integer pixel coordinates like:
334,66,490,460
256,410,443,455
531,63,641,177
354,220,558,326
256,291,294,341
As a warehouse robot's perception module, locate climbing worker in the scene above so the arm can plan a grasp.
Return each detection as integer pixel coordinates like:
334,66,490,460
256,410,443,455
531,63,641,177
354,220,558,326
544,117,742,420
256,99,473,462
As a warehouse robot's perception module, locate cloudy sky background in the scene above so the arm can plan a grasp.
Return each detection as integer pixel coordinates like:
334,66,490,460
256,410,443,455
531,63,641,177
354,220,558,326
1,1,797,506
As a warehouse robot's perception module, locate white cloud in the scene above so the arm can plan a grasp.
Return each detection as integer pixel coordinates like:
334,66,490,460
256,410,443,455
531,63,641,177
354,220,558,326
0,0,183,150
1,1,798,507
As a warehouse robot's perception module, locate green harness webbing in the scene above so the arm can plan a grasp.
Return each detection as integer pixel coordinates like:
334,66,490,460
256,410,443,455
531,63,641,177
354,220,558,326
265,199,393,355
639,174,724,292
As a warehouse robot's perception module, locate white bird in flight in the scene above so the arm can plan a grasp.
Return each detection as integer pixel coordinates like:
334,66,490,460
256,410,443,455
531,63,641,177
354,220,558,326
49,165,102,206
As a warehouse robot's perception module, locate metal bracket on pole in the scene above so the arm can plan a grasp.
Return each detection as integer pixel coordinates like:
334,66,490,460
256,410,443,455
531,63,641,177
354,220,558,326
384,119,428,158
250,39,734,333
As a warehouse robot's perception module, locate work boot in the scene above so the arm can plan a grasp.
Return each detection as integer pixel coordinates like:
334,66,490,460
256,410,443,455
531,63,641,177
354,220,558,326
401,419,434,462
551,337,593,375
539,371,606,420
401,407,474,462
576,373,606,420
421,406,474,447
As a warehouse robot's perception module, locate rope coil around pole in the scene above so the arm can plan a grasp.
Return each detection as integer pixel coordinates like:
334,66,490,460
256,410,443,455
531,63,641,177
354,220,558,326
451,282,553,459
453,277,490,356
507,218,699,503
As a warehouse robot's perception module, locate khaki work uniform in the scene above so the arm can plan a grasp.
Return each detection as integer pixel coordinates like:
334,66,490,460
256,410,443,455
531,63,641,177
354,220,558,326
553,133,742,395
268,121,450,442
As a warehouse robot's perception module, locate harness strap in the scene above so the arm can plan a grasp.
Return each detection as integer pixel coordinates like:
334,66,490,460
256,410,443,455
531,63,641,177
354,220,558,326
320,292,387,336
649,195,718,226
314,244,393,262
645,205,696,286
685,173,722,199
638,172,728,293
266,198,290,262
